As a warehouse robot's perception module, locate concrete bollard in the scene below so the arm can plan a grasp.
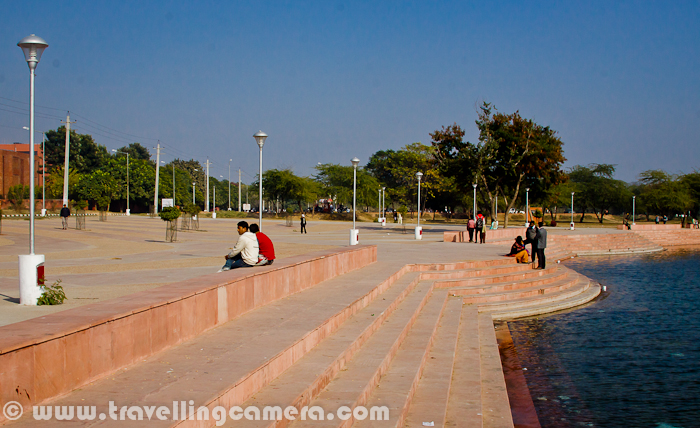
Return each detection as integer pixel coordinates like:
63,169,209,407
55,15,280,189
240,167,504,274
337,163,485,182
415,226,422,240
19,254,45,305
349,229,359,245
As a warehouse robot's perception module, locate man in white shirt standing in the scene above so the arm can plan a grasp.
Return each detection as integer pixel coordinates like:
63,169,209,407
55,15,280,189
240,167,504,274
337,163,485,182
219,221,259,271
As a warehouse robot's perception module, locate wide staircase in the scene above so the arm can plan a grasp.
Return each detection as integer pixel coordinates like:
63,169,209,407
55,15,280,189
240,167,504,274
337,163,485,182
5,254,598,428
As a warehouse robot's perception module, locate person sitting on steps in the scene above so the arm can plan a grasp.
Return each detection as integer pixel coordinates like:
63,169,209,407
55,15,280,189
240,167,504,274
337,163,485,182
219,221,259,271
506,236,529,263
249,223,275,266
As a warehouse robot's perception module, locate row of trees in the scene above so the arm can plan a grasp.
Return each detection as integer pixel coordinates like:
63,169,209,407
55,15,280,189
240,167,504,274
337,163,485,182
20,103,699,222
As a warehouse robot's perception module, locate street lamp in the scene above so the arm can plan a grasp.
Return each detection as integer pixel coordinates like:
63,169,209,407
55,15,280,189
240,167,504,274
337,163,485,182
632,196,636,226
415,172,423,240
472,183,477,221
254,131,267,229
525,187,530,227
570,192,575,230
378,188,381,223
350,157,360,245
382,187,386,227
18,34,48,305
192,182,196,204
24,126,46,216
228,159,232,211
111,149,130,215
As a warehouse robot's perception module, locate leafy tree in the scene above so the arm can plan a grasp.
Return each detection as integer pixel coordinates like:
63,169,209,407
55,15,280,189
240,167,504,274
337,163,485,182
569,164,632,223
261,169,319,213
115,143,151,161
637,170,693,221
44,166,80,199
680,171,700,217
44,127,109,174
431,103,566,227
74,170,119,210
105,158,156,211
314,164,378,211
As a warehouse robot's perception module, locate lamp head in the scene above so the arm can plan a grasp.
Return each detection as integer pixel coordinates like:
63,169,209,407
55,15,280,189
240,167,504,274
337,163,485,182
254,131,268,148
351,157,360,168
416,171,423,181
526,188,530,192
18,35,48,70
472,183,477,189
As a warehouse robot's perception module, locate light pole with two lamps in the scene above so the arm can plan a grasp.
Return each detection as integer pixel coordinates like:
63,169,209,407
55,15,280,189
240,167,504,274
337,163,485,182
415,172,423,240
254,131,267,229
111,149,130,215
17,34,48,305
350,158,360,245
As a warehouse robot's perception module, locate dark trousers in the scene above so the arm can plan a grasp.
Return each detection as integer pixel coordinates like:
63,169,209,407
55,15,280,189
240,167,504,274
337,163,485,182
537,249,546,269
468,228,474,242
479,230,485,243
300,223,307,234
530,244,538,266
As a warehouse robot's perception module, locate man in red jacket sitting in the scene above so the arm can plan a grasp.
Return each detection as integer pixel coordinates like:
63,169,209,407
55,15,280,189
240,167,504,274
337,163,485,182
249,223,275,265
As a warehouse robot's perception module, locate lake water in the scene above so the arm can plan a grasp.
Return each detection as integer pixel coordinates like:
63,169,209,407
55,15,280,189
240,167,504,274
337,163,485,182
508,248,700,428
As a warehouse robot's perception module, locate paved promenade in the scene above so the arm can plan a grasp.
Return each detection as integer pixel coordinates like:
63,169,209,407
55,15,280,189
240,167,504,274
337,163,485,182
1,215,507,326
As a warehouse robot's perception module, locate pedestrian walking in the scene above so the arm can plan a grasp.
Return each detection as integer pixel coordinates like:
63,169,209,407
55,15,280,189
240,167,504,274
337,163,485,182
467,218,476,242
476,212,486,244
60,204,70,230
300,213,307,234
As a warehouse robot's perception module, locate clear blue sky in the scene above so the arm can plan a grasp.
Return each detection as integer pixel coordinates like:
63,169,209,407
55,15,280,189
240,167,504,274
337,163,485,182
1,1,698,183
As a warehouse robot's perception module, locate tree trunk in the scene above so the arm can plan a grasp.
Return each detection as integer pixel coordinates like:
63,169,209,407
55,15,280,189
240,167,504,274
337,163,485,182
579,211,586,223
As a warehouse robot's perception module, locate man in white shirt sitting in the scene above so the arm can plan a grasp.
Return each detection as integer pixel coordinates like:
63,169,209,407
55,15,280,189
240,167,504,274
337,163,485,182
219,221,259,271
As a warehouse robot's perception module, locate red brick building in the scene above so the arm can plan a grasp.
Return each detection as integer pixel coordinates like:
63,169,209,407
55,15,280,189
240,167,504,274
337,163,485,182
0,143,43,198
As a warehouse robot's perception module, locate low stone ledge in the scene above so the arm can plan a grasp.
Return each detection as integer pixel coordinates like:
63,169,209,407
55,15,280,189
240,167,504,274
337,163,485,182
0,245,376,411
616,224,681,230
444,227,526,243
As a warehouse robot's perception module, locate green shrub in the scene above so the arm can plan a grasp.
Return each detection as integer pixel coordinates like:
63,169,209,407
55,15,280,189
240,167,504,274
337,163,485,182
37,279,66,305
72,200,88,210
159,206,181,222
182,202,200,216
7,184,29,211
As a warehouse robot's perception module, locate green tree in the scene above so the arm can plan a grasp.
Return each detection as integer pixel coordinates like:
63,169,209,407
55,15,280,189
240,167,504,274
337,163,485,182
115,142,151,161
44,127,109,174
637,170,693,221
431,103,566,227
314,164,379,211
569,164,632,223
105,158,156,212
74,170,119,210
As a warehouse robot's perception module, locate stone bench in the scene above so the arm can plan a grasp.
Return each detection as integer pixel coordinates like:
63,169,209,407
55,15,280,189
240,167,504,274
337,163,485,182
0,245,376,418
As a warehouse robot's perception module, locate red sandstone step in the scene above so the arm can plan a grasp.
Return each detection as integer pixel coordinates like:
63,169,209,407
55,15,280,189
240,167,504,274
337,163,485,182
421,263,530,281
4,261,413,428
436,266,561,291
404,299,481,427
352,294,453,428
478,277,592,315
288,287,446,428
460,272,577,304
240,272,425,428
488,280,601,320
478,313,515,428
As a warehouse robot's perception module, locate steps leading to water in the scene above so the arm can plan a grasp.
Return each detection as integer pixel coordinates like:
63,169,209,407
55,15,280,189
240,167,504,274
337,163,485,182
5,251,602,428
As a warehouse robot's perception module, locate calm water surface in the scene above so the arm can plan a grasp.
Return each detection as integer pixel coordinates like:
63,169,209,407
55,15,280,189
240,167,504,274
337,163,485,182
508,248,700,428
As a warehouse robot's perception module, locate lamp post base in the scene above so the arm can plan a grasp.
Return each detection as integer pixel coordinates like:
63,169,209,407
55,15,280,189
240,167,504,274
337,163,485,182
126,209,130,216
570,222,575,230
212,212,217,219
41,208,46,216
19,254,45,305
415,226,422,240
349,229,359,245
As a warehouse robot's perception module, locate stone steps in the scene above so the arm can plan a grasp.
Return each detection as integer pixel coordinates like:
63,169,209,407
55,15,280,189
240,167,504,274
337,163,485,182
441,266,564,294
461,270,577,304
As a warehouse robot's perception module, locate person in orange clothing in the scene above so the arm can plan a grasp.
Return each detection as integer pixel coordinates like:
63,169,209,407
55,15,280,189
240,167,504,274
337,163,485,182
249,223,275,265
506,236,529,263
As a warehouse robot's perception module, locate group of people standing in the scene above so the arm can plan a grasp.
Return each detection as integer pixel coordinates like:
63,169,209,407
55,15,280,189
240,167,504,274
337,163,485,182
507,222,548,269
219,221,276,271
467,212,487,243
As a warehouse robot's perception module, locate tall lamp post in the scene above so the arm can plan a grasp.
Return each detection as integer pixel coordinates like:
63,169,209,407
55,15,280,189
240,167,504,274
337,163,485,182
415,172,423,240
525,187,530,227
192,182,196,204
18,34,48,305
254,131,267,229
111,150,130,215
570,192,575,230
472,183,477,220
228,159,232,211
24,126,46,216
632,196,636,226
382,187,386,226
350,157,360,245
